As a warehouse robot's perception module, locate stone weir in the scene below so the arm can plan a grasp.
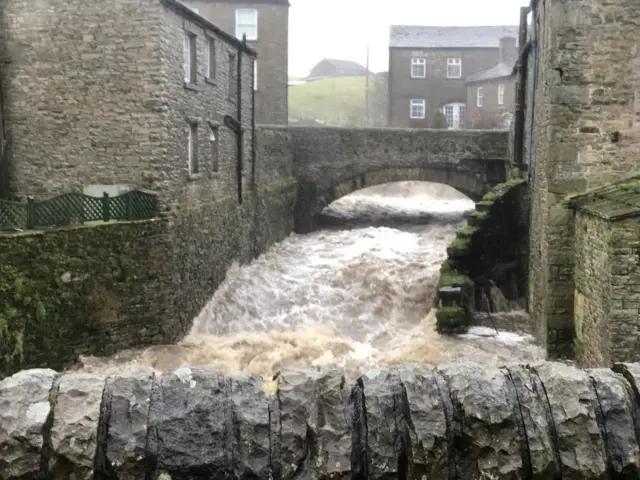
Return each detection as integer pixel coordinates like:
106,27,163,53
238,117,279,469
3,361,640,479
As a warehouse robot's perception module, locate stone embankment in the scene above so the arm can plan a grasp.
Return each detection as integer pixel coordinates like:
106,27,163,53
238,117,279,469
2,360,640,479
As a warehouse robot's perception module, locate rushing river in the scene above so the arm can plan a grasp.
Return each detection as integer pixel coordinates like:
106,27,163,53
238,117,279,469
78,182,544,379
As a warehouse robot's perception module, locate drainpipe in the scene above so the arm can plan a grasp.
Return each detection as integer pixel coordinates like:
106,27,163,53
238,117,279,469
251,53,256,186
526,1,539,184
237,37,244,204
513,6,530,172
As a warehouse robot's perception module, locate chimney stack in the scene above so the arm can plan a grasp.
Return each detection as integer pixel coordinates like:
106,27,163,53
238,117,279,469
499,36,518,66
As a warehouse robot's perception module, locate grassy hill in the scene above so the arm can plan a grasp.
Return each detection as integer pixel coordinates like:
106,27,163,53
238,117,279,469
288,76,372,126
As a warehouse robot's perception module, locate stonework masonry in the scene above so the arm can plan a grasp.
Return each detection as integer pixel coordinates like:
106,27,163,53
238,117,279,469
0,0,256,206
525,0,640,358
283,126,510,232
181,0,289,125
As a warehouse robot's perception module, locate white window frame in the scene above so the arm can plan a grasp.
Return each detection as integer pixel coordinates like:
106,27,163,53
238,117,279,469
188,123,198,174
441,102,466,130
410,57,426,78
183,32,192,83
235,8,258,41
477,87,483,107
410,99,426,119
447,58,462,79
253,60,258,91
498,83,505,105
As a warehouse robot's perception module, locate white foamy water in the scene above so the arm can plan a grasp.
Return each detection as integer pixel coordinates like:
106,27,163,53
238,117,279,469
78,182,545,379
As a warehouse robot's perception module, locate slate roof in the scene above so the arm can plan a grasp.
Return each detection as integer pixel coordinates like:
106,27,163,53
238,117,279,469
466,61,514,83
569,176,640,221
389,25,519,49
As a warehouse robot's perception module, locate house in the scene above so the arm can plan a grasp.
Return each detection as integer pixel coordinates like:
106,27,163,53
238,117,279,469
306,59,369,80
0,0,255,205
388,25,518,129
180,0,289,125
465,36,517,129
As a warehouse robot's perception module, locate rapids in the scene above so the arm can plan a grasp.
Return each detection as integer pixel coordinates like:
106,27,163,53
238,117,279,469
78,181,544,379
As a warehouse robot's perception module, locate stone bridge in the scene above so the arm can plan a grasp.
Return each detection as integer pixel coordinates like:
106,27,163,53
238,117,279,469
268,126,510,233
3,360,640,479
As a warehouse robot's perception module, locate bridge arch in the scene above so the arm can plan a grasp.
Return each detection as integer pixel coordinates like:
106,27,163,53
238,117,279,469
294,166,493,233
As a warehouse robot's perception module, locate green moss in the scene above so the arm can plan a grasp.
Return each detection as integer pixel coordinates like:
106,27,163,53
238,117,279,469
456,225,478,238
436,306,469,333
438,270,473,289
469,209,489,219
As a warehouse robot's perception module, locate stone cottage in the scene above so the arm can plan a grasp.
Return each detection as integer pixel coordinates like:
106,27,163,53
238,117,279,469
0,0,255,207
569,178,640,366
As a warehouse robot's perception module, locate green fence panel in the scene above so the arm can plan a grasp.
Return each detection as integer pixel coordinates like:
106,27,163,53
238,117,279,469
0,189,158,231
0,199,28,230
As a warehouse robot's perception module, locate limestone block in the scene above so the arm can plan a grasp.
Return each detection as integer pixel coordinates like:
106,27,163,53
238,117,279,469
504,365,560,478
101,372,155,479
588,368,640,476
146,367,230,477
359,368,405,479
438,361,524,479
50,372,107,479
277,367,351,479
397,364,449,479
227,372,271,478
0,369,57,480
532,362,607,478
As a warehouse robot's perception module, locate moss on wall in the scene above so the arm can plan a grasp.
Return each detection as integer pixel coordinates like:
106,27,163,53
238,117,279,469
0,180,297,378
436,178,529,333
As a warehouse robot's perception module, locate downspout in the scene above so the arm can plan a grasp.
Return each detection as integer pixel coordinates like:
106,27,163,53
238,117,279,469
236,37,244,204
526,1,539,184
251,53,256,186
513,6,531,172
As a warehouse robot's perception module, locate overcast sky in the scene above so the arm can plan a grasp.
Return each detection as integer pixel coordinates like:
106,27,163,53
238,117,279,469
288,0,524,77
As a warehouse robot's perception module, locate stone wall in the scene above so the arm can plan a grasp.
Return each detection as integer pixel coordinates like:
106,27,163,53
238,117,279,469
465,76,515,129
4,360,640,479
572,198,640,367
525,0,640,358
436,179,529,333
0,0,255,205
0,180,295,378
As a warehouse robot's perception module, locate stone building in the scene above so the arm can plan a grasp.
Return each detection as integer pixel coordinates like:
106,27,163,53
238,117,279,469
569,178,640,365
0,0,255,206
180,0,289,125
307,58,369,80
387,25,518,129
465,36,517,129
520,0,640,360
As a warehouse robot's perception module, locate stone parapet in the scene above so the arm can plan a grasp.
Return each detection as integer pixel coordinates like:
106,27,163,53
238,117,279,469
2,360,640,478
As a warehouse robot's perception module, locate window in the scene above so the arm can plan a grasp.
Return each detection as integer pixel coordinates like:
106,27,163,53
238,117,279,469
236,8,258,40
206,37,216,79
410,99,426,119
441,103,466,130
188,123,199,175
209,125,219,172
447,58,462,78
477,87,483,107
253,60,258,91
228,54,237,100
411,57,426,78
498,83,505,105
443,105,454,128
183,32,196,84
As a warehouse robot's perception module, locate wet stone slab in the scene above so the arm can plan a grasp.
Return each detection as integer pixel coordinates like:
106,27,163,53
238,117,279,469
588,368,640,476
438,361,524,479
0,368,58,480
532,362,608,479
277,367,351,479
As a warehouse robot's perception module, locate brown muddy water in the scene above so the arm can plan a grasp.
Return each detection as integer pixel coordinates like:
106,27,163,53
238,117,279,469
77,181,545,379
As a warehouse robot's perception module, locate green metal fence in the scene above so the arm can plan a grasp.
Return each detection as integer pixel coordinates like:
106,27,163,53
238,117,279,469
0,189,158,231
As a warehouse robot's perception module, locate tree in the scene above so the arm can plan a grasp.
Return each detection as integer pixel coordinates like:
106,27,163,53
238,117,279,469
431,110,448,129
366,72,388,127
